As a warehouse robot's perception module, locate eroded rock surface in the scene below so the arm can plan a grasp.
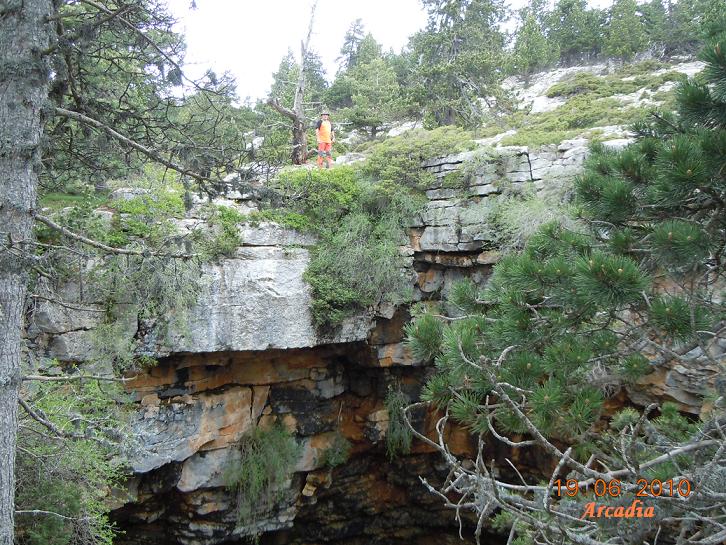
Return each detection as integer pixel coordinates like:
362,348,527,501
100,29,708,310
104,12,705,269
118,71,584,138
31,136,721,544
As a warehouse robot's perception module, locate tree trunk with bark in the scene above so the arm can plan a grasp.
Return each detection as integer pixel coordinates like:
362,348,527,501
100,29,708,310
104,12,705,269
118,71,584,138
267,1,317,165
0,0,52,542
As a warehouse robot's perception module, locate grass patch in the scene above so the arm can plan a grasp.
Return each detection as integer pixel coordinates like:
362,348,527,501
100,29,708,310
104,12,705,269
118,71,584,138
546,70,686,99
499,129,582,147
40,192,102,210
361,126,476,189
497,95,647,148
246,210,313,232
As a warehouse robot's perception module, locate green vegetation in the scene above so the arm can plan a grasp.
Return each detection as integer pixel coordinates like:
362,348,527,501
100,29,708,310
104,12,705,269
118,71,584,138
495,93,651,147
545,69,686,98
246,209,313,232
35,182,207,374
321,432,352,468
40,192,103,210
406,0,507,126
361,126,476,188
511,8,560,80
16,381,126,545
11,0,726,541
384,387,413,459
202,205,246,258
604,0,648,59
261,155,432,328
498,129,581,147
224,424,301,527
491,191,581,251
405,33,726,544
473,63,688,148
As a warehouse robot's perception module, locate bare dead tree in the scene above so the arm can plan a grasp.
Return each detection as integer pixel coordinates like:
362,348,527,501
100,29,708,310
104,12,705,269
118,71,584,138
266,1,318,165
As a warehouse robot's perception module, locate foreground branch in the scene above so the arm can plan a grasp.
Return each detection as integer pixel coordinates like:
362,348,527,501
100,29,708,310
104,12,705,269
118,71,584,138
54,107,213,186
35,214,198,258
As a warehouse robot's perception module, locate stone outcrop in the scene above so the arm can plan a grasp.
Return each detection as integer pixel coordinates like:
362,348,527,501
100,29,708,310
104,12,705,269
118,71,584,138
27,222,372,364
413,142,589,254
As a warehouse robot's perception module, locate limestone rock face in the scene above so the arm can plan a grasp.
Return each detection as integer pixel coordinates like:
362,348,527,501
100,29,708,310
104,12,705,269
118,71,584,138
28,223,374,362
413,144,587,253
159,246,371,355
131,386,256,474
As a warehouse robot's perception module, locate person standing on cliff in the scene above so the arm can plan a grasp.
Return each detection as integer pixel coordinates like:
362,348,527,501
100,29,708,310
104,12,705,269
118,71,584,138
315,112,335,169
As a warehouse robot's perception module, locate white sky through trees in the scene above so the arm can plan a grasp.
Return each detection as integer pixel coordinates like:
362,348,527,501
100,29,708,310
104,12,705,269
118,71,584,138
168,0,614,101
169,0,426,100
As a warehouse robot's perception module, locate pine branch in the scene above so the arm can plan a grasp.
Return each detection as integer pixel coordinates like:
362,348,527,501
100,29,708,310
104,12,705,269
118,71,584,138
15,510,92,521
22,374,137,383
18,398,86,441
35,213,198,258
77,0,215,95
53,107,214,186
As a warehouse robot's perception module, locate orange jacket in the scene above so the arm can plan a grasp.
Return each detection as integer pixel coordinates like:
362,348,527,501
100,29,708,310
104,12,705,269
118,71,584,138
315,119,333,144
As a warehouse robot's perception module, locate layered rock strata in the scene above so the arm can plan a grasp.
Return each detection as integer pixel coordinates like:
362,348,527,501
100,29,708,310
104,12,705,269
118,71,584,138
29,141,722,544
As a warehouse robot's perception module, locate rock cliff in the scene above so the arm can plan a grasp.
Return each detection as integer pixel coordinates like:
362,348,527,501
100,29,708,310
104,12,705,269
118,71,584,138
28,57,720,543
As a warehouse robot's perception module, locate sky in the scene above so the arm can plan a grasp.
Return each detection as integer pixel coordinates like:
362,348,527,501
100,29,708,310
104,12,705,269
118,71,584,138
168,0,428,101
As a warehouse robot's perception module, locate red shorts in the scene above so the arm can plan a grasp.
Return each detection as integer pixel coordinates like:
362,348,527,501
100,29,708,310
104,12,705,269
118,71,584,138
318,142,332,155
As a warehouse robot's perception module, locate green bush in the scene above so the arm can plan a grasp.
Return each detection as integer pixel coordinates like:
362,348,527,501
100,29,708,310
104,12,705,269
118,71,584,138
304,210,414,327
384,387,413,459
546,72,604,97
493,193,582,251
224,424,301,526
321,432,352,468
202,205,246,258
246,209,313,232
273,166,362,228
614,59,668,77
259,165,423,329
109,190,185,217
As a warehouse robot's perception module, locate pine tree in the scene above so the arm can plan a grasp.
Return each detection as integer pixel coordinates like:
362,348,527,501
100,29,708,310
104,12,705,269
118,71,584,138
407,30,726,545
337,18,366,72
342,57,403,138
549,0,604,60
604,0,648,59
511,6,559,81
409,0,507,126
639,0,669,48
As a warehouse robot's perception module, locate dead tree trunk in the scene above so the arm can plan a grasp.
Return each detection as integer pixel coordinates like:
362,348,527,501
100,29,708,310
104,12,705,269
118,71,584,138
0,0,52,542
267,1,317,165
